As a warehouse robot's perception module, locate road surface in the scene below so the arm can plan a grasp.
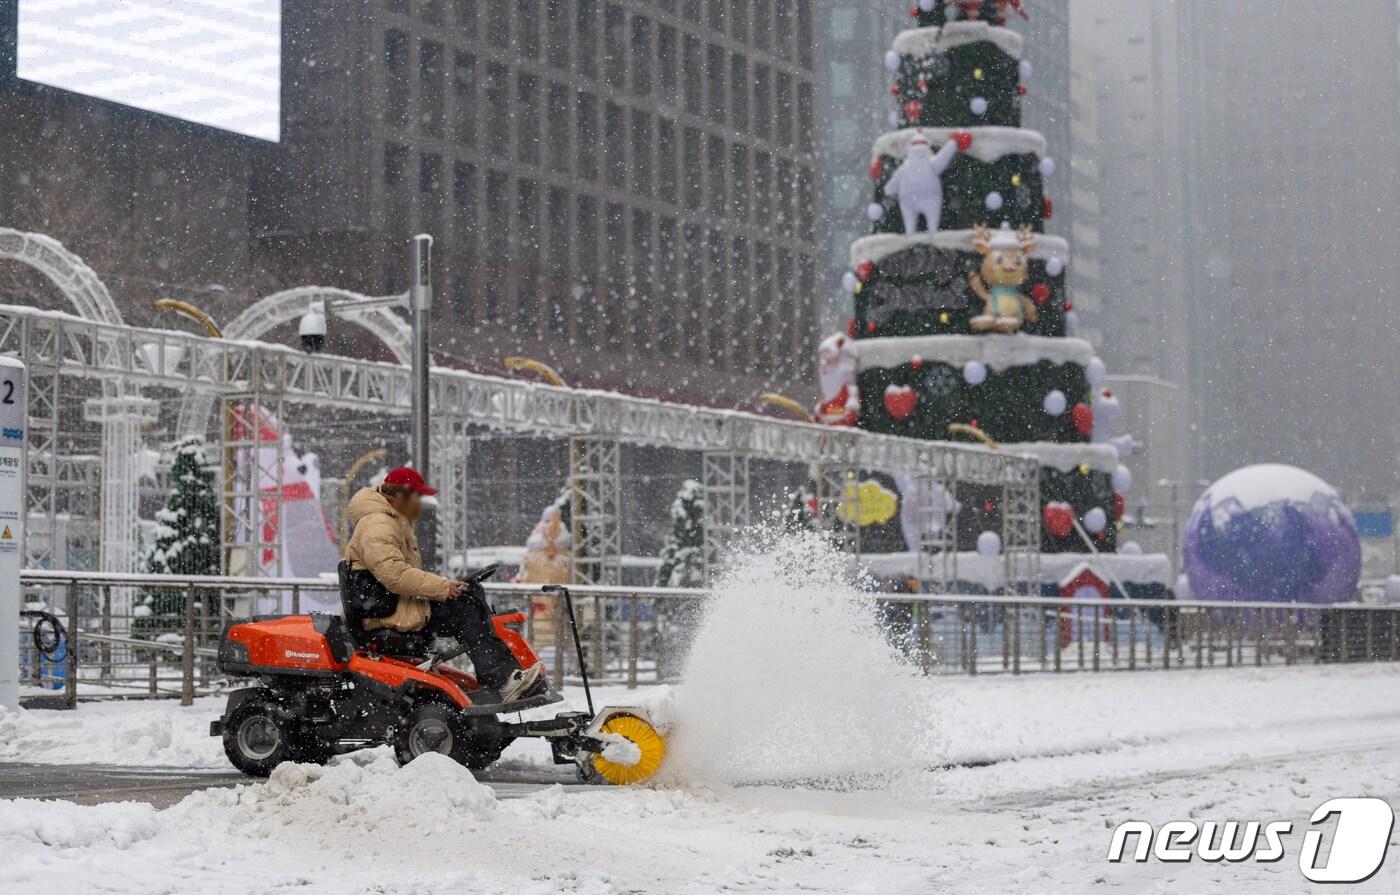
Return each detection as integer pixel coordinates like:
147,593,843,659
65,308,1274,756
0,762,578,808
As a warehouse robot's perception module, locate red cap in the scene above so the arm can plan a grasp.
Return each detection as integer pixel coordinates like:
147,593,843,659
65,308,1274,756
383,466,438,496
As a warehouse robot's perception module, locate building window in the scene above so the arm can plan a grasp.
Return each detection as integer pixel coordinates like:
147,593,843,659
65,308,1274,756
682,223,703,362
683,127,703,210
605,4,626,90
682,36,702,115
730,54,749,133
729,0,748,42
729,236,749,369
486,63,510,144
657,118,678,204
795,0,813,69
576,92,598,180
385,30,410,127
604,103,626,189
453,53,476,147
706,230,728,368
488,0,509,47
576,195,598,340
796,165,814,240
774,158,793,228
384,143,408,186
454,0,477,39
772,0,791,61
453,161,478,250
604,202,626,348
657,26,678,105
422,0,443,24
420,40,444,137
548,83,571,170
420,153,442,193
752,0,770,51
517,0,540,57
577,0,598,79
796,81,814,151
484,170,511,322
706,44,726,124
546,0,570,68
729,145,749,221
753,64,770,140
631,110,652,195
630,210,652,353
547,187,571,339
775,72,793,146
631,16,651,96
657,218,679,355
753,151,771,220
518,74,540,164
707,0,724,32
707,136,726,217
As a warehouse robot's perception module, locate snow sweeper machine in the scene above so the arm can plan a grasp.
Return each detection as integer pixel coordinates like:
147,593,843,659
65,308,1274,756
210,566,667,785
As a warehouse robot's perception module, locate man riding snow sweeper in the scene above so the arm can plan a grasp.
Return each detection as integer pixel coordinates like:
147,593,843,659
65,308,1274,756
210,467,667,785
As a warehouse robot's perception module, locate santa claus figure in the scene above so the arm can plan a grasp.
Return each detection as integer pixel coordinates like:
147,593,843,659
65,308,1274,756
816,333,861,426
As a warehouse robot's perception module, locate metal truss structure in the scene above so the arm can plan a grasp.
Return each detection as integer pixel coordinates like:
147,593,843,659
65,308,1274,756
701,452,750,578
0,223,1044,595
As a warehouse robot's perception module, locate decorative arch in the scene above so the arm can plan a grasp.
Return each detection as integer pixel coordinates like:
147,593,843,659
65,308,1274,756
179,286,415,437
0,227,123,323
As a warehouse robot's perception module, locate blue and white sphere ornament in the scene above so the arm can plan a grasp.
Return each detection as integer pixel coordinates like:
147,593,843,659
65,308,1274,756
884,50,901,72
1043,389,1067,416
841,271,859,293
977,531,1002,557
985,191,1004,211
1046,256,1065,277
887,111,899,128
1183,464,1362,605
866,202,885,222
1018,59,1033,82
1112,464,1134,493
1084,507,1108,535
1064,310,1080,334
919,0,936,11
1086,357,1106,388
1039,157,1056,177
970,96,989,116
962,360,988,385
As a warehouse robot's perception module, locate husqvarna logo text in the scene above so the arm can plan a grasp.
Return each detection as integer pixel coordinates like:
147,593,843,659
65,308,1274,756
284,650,320,661
1108,798,1395,883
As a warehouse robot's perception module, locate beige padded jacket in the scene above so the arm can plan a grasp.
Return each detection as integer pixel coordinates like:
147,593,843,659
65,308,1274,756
343,487,453,632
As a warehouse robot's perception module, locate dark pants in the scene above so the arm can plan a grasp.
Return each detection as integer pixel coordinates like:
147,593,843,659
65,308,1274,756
421,597,520,689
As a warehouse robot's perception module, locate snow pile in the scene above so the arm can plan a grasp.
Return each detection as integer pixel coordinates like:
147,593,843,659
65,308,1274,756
666,528,939,786
0,699,224,767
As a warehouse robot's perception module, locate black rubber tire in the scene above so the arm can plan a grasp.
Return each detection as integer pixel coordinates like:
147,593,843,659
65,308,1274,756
289,731,335,766
222,692,296,777
393,704,513,770
393,702,475,767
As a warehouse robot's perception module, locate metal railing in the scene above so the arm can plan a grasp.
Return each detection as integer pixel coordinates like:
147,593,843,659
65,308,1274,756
14,570,1400,708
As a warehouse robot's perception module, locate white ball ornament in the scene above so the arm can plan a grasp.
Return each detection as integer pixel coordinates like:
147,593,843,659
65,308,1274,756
977,531,1002,557
1084,507,1108,534
962,360,988,385
970,96,989,116
866,202,885,222
1086,356,1106,388
1120,541,1143,555
1039,157,1056,177
1043,389,1067,416
919,0,935,10
884,51,901,72
1045,256,1065,277
1112,464,1134,493
985,191,1004,211
887,111,899,127
1018,60,1033,82
1064,310,1080,333
841,271,859,293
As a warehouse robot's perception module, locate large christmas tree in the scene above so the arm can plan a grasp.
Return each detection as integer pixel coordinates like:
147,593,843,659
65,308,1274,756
819,0,1166,595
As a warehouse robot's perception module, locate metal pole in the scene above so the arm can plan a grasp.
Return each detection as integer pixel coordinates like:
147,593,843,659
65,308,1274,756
409,235,435,558
64,581,78,710
181,582,195,707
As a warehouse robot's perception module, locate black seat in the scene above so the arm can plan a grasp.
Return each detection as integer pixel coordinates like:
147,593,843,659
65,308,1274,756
337,560,428,659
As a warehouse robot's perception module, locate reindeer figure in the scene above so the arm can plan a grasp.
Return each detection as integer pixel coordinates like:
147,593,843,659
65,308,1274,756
968,224,1038,333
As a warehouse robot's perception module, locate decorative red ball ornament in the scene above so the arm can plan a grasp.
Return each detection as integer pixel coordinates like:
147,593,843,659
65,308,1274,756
983,501,996,513
910,6,920,17
1017,84,1028,96
1113,492,1125,521
868,159,884,181
1072,402,1094,435
911,355,923,369
1031,283,1051,306
1043,502,1074,539
903,100,924,120
969,418,980,429
917,79,928,92
883,385,917,420
890,85,900,96
1063,300,1073,311
856,260,875,281
846,319,858,337
1043,196,1054,219
867,321,878,334
952,131,974,152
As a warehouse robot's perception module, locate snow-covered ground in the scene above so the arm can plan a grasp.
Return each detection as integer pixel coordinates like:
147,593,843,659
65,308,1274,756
2,537,1397,892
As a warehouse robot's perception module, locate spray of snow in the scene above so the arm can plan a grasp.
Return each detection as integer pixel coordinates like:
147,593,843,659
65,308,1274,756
664,527,940,787
599,733,643,767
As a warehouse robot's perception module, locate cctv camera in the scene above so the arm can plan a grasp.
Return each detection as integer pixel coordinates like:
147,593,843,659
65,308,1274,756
299,302,327,353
